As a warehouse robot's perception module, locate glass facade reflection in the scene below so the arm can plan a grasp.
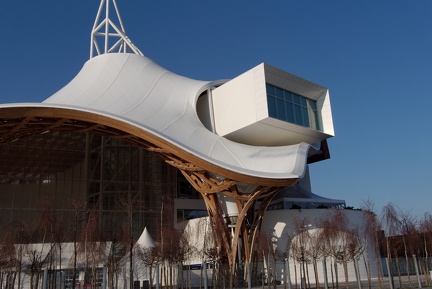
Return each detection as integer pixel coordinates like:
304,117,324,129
266,83,320,130
0,131,197,241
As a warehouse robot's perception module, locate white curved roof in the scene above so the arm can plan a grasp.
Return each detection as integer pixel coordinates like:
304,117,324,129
0,53,312,181
45,53,311,179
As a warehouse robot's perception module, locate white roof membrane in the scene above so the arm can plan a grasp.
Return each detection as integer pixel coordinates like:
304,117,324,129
2,53,316,181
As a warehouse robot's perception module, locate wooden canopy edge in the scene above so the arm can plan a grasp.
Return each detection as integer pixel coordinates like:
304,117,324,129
0,106,298,187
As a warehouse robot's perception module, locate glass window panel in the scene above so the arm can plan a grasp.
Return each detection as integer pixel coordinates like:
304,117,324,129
293,104,302,124
285,102,295,123
266,84,275,96
275,87,284,98
284,91,293,102
267,96,277,118
300,97,307,107
265,83,320,130
302,107,310,127
293,94,301,105
276,98,286,120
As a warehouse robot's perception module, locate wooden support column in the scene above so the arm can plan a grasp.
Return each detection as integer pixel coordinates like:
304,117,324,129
171,158,297,278
200,192,234,266
228,186,284,278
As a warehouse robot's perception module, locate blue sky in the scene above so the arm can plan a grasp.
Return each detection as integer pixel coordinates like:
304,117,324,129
1,1,431,218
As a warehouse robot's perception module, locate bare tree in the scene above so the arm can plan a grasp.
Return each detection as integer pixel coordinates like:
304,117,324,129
118,193,141,289
204,246,223,289
37,197,63,289
137,244,161,289
24,243,54,289
290,218,313,289
21,198,63,289
290,224,323,289
13,222,28,289
309,229,325,289
159,226,193,289
192,217,213,289
0,228,18,289
361,199,384,289
345,228,365,289
77,210,107,289
255,232,279,289
104,211,125,289
381,203,402,288
68,200,87,289
177,224,199,289
419,213,432,286
399,209,419,288
157,195,200,289
256,232,271,289
320,210,354,289
282,233,293,289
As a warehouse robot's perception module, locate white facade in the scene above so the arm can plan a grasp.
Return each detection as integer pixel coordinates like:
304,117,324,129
181,207,378,286
260,209,378,285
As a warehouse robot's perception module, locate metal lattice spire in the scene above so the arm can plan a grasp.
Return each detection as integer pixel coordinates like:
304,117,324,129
90,0,143,59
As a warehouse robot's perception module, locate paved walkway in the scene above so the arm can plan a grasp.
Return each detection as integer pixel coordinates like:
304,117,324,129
238,276,432,289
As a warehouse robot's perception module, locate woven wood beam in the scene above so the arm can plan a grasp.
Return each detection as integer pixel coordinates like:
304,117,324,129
2,117,32,139
201,192,234,266
247,190,282,264
230,187,275,273
41,118,68,131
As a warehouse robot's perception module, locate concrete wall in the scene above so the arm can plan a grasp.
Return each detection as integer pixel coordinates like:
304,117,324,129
260,208,379,284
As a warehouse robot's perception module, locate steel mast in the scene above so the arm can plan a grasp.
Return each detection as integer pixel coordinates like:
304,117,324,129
90,0,143,58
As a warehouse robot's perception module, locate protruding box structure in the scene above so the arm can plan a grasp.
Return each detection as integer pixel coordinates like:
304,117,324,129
212,63,334,146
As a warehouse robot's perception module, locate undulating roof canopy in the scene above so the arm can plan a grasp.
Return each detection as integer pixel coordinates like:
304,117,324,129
0,53,315,186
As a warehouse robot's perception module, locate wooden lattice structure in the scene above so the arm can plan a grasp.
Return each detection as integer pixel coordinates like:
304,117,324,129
0,106,299,276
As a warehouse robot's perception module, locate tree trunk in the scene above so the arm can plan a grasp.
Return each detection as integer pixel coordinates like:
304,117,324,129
405,251,412,287
353,258,360,289
334,261,339,289
35,271,41,289
306,262,311,289
313,259,320,289
375,254,384,289
330,260,334,289
395,255,402,288
362,254,372,289
149,266,153,289
343,260,349,289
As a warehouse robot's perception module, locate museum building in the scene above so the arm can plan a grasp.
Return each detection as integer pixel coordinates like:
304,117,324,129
0,2,361,287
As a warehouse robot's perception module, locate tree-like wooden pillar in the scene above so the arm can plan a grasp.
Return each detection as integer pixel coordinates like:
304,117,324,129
159,151,297,279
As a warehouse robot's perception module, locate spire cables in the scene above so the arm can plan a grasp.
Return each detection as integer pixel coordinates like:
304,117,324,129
90,0,143,59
